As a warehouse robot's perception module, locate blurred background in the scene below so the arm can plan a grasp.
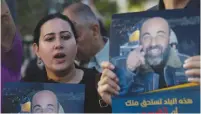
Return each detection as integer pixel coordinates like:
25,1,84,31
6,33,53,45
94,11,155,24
5,0,158,76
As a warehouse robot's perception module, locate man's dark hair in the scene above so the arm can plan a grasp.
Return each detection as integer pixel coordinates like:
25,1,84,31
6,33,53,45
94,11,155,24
62,3,98,25
33,13,77,45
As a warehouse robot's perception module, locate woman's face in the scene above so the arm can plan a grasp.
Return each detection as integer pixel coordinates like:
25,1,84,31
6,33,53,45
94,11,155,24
33,18,77,73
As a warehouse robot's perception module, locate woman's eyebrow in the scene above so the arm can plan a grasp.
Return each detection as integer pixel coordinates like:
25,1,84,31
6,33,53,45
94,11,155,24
60,31,70,34
44,32,55,38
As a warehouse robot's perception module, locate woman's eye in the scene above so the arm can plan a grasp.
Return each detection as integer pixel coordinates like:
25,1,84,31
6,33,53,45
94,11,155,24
61,35,71,40
45,37,54,42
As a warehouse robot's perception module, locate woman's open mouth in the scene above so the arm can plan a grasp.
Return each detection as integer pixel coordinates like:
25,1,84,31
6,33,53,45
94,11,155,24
54,53,66,64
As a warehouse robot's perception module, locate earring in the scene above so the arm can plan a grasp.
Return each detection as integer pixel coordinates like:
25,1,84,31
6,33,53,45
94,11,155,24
37,57,42,65
37,57,44,70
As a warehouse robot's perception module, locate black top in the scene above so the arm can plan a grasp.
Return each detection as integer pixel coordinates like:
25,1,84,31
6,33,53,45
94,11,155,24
24,58,46,81
22,66,111,113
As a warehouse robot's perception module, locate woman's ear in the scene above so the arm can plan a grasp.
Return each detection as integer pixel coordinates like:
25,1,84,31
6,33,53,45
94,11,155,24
33,43,40,58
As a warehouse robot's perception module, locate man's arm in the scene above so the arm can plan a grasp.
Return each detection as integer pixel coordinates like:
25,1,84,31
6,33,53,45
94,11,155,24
1,0,16,52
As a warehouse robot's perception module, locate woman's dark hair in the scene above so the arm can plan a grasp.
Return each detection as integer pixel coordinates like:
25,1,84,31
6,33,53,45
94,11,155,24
33,13,77,45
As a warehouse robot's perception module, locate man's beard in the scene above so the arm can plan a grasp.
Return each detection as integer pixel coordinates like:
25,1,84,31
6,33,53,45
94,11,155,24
145,45,169,67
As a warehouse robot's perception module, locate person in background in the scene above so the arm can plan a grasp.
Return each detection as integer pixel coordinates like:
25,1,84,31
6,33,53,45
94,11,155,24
1,0,23,85
97,0,200,106
81,0,108,37
1,1,23,112
62,3,109,73
5,0,17,22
